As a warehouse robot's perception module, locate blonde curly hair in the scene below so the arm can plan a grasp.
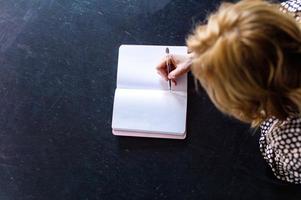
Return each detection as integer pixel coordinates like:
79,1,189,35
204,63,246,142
187,0,301,127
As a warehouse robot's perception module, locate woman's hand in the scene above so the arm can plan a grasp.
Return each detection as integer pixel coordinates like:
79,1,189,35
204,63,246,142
156,54,192,85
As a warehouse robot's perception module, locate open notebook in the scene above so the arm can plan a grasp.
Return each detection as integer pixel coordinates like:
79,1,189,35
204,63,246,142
111,45,188,139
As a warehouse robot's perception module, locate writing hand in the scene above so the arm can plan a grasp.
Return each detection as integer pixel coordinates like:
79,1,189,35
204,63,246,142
156,54,192,85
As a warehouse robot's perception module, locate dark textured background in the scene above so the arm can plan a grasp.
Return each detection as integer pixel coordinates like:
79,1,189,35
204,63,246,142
0,0,300,199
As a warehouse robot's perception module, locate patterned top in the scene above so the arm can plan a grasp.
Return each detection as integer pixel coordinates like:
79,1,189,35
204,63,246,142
280,0,301,22
260,116,301,184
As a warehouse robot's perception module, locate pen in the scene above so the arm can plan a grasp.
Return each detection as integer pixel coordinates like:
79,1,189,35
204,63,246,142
165,47,172,91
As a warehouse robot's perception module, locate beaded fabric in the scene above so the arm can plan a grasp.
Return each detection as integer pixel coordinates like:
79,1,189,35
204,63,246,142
259,116,301,184
280,0,301,22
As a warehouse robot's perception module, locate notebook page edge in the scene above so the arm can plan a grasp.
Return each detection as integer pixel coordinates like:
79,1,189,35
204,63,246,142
112,129,187,139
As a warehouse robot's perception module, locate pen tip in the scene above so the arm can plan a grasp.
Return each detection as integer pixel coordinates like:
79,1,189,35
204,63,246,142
165,47,169,54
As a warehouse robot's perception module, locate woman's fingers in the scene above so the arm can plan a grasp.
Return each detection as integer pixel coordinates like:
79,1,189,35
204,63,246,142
157,69,168,81
156,54,188,84
168,64,190,79
156,54,192,87
156,56,169,81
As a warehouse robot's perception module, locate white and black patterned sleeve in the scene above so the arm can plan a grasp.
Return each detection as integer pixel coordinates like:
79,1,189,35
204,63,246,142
260,116,301,184
280,0,301,22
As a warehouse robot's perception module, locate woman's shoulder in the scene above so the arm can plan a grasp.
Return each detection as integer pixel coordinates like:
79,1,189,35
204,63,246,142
264,115,301,142
261,115,301,131
278,115,301,134
271,116,301,149
280,0,301,23
260,115,301,183
260,116,278,136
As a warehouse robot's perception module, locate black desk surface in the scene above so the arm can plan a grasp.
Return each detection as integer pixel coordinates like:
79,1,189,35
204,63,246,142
0,0,300,199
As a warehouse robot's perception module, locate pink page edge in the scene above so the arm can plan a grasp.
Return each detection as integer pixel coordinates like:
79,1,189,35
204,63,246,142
112,129,186,140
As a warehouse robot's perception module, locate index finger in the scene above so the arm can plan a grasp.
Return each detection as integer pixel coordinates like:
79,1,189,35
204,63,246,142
156,56,168,70
156,56,169,81
156,55,176,80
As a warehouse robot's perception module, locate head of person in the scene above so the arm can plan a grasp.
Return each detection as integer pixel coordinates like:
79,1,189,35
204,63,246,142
187,0,301,127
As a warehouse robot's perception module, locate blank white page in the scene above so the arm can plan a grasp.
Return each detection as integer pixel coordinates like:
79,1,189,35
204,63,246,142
112,88,187,135
117,45,187,92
